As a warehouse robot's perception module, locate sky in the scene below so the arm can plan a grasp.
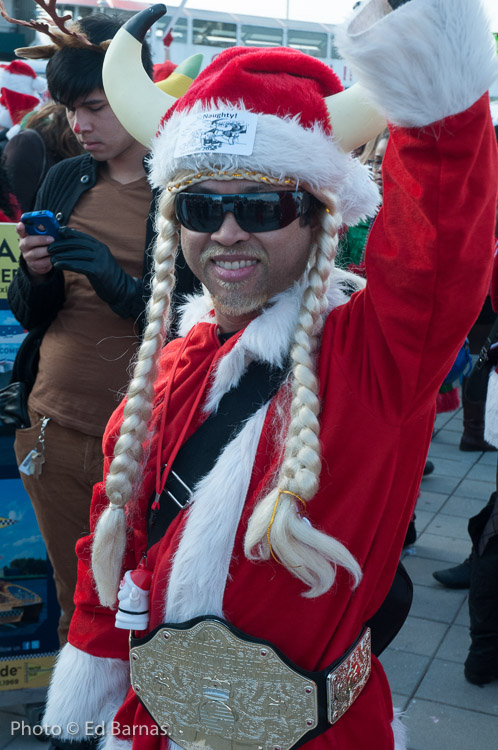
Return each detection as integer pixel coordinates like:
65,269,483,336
176,0,498,29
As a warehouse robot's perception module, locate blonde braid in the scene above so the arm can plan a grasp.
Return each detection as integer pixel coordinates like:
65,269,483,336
91,189,178,607
244,193,362,597
91,170,297,607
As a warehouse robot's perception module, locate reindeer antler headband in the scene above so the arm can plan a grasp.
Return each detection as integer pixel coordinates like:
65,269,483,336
0,0,203,101
0,0,109,58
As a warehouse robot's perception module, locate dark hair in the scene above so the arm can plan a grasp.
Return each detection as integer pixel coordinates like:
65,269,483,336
0,161,18,220
46,13,153,107
23,101,83,161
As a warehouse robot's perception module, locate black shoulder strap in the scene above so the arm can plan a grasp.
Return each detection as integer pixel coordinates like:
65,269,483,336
147,358,289,548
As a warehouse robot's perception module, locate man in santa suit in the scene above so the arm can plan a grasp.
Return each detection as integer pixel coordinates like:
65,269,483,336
42,1,497,749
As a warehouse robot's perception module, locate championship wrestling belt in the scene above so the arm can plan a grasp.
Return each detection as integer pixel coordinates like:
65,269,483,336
130,616,371,750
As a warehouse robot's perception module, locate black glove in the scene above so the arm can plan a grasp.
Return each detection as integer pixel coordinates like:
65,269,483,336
48,226,145,320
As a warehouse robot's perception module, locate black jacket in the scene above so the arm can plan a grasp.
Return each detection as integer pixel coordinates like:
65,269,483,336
8,152,198,332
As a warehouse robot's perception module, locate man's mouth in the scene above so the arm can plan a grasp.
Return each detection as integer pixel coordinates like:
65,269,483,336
213,259,258,270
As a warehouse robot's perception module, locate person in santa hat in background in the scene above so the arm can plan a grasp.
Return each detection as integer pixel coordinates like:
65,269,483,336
40,1,497,749
0,59,46,148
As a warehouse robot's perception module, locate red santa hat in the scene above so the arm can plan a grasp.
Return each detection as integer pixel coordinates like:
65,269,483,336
128,569,153,590
102,6,386,224
0,60,46,97
147,46,381,225
0,88,39,126
0,60,46,131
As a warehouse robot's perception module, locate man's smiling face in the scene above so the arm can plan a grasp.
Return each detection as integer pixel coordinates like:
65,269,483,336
178,179,315,332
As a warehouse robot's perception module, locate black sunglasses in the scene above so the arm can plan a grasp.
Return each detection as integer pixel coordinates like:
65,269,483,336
175,190,314,234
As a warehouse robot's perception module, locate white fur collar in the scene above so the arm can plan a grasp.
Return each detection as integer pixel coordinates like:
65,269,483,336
177,278,350,415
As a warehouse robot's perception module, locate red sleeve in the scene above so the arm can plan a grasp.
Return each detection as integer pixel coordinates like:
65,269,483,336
67,400,136,657
324,95,498,421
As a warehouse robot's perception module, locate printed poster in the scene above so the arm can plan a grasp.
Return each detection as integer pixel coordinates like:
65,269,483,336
0,223,25,388
0,478,60,691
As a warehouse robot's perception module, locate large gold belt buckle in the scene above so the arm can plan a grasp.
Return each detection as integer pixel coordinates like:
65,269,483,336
130,618,318,750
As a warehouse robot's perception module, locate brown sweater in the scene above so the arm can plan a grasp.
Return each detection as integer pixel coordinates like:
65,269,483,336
29,169,151,436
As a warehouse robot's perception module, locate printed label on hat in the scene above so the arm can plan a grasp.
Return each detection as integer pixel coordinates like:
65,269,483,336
174,111,257,158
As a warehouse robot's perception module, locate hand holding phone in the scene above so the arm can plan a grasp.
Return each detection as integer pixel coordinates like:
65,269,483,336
18,210,60,277
21,210,60,241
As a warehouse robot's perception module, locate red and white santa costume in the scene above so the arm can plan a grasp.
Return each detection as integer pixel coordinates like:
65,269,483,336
43,1,498,749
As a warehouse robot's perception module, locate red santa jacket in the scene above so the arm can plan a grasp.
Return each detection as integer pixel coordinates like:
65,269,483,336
42,1,498,749
44,95,496,750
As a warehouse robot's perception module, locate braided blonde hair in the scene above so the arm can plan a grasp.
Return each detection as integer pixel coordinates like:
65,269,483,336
244,189,362,596
92,170,278,606
91,187,179,607
92,174,362,606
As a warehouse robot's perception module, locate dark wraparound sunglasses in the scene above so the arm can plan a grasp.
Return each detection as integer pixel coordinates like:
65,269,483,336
175,190,314,234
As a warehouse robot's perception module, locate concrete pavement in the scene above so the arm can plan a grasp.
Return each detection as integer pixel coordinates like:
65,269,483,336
384,407,498,750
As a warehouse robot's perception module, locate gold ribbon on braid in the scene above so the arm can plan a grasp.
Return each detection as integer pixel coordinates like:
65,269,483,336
267,489,306,565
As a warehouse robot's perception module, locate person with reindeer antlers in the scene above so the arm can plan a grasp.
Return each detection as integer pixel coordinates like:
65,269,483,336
3,0,202,645
36,1,498,749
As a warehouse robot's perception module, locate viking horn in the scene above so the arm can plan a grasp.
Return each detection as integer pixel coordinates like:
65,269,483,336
325,84,387,153
103,4,202,148
156,53,204,96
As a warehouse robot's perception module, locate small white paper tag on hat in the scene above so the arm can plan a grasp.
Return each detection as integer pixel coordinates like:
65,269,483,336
174,111,258,158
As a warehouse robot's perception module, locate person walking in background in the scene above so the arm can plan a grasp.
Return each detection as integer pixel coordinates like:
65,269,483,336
463,183,498,686
457,125,498,453
6,11,198,645
433,123,498,591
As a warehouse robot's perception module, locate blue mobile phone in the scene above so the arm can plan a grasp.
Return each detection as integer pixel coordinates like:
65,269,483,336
21,210,60,240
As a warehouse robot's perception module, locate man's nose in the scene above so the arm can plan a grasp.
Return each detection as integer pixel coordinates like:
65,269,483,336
72,111,90,135
210,212,251,244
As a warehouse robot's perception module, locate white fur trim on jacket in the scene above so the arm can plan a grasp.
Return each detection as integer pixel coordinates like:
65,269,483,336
178,278,350,415
149,101,380,226
392,709,407,750
484,369,498,448
164,402,269,622
43,643,130,741
336,0,498,128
